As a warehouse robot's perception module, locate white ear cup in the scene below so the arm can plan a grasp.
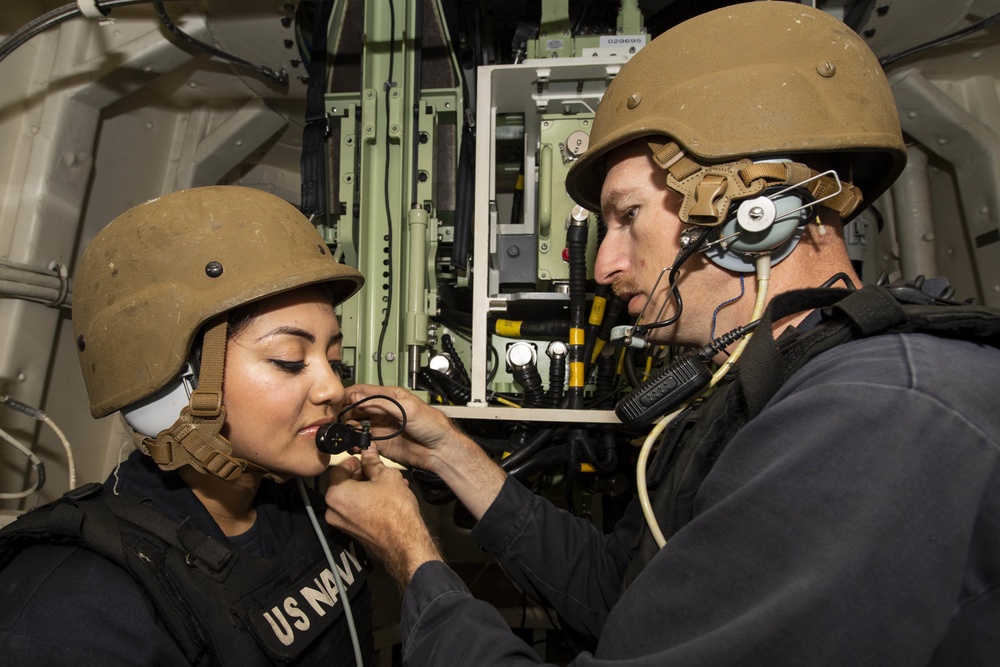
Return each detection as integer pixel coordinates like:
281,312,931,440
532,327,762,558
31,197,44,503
121,364,195,436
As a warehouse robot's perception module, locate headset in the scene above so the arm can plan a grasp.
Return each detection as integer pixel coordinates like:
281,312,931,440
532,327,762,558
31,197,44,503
121,363,196,436
612,161,856,549
614,167,823,429
702,183,813,273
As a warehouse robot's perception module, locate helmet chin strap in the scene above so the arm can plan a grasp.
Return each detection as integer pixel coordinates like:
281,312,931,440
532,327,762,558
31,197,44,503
143,315,272,481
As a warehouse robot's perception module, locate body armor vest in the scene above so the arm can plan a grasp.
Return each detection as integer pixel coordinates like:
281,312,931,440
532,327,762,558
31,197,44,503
625,281,1000,586
0,481,373,666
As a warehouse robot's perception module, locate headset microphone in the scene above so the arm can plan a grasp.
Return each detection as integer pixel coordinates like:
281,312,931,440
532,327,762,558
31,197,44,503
315,421,372,455
315,393,407,455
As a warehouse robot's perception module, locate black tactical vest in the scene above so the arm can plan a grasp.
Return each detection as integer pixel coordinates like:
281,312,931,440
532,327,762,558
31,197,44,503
0,481,374,666
624,282,1000,586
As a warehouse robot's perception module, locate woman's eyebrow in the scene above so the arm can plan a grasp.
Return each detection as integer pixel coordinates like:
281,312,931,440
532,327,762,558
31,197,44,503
257,326,315,343
256,328,343,347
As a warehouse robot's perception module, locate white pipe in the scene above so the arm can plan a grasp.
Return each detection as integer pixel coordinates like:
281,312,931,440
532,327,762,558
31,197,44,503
891,145,939,278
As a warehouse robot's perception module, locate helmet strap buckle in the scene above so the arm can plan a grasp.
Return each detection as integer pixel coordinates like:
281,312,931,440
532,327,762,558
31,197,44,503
141,314,270,480
667,158,763,226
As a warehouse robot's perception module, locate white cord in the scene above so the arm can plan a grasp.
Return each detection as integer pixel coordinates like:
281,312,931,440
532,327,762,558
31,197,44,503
635,255,773,549
0,425,45,500
635,406,684,548
296,477,363,667
1,395,76,493
42,414,76,489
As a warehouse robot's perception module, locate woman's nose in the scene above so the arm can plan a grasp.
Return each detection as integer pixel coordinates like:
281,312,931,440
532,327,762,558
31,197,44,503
311,363,346,406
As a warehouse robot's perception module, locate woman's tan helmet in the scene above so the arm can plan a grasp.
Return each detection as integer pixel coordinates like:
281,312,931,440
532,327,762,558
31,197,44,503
565,2,907,225
72,185,364,479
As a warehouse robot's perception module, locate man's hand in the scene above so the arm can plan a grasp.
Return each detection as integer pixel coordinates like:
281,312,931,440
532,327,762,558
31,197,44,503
325,445,442,590
340,384,460,471
340,384,508,521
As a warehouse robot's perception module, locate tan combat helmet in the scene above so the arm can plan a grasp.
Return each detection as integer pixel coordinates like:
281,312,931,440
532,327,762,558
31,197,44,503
73,186,364,479
565,1,907,227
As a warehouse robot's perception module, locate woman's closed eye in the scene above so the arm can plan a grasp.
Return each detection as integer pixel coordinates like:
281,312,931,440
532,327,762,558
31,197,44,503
268,358,348,378
270,359,307,374
329,360,351,380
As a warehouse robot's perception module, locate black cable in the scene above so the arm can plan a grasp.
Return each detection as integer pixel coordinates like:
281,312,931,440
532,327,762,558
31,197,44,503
0,4,79,63
498,426,559,472
334,394,407,440
415,369,450,405
153,1,287,86
420,367,471,405
0,1,284,83
622,346,643,389
506,442,567,480
441,334,471,386
633,227,711,337
820,273,857,290
486,336,499,385
880,10,1000,68
376,0,398,386
434,309,473,333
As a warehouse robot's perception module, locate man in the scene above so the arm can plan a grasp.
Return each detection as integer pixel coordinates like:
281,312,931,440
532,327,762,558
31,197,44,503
325,3,1000,665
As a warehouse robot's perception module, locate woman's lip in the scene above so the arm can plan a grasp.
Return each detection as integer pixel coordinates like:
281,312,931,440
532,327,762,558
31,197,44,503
298,421,333,436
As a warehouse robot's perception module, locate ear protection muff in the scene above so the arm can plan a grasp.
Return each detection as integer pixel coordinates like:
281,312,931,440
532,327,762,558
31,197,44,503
703,184,813,273
121,363,195,436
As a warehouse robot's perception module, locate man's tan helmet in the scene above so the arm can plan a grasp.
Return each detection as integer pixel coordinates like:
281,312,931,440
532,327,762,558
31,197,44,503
565,1,907,224
72,186,363,479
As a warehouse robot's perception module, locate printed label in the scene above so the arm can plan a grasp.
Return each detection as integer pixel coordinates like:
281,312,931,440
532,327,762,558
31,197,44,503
599,35,646,48
244,541,368,659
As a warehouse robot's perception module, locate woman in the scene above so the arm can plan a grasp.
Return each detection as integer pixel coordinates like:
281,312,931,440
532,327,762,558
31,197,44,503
0,186,372,666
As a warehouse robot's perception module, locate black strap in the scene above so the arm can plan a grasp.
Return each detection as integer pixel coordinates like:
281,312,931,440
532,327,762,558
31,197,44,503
300,0,336,219
831,285,907,335
740,288,851,417
451,119,476,270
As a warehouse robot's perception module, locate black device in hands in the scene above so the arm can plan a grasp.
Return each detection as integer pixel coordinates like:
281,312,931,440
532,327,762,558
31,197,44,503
314,394,408,455
315,421,372,455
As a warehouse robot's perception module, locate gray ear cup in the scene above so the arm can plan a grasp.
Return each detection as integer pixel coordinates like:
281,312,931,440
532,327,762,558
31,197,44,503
703,186,812,273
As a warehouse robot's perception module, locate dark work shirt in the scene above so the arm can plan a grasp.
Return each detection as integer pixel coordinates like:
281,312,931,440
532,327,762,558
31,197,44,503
401,333,1000,666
